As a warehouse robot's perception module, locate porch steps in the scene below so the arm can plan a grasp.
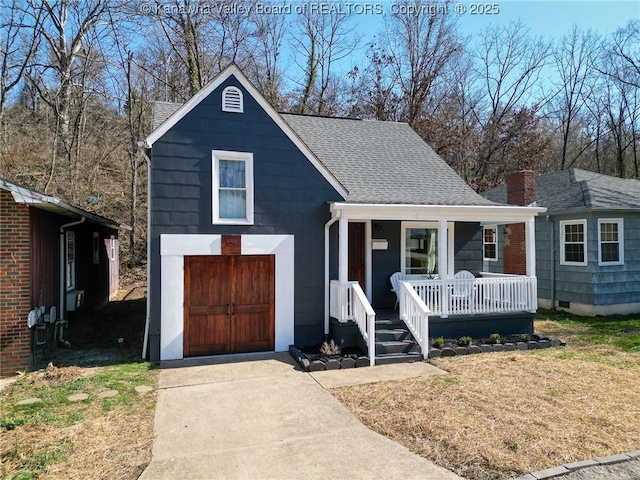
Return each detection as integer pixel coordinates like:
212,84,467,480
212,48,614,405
374,318,424,365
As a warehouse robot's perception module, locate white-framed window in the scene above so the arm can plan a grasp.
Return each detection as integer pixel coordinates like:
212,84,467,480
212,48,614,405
66,231,76,290
560,219,587,266
598,218,623,266
92,232,100,264
212,150,254,225
109,235,116,261
483,226,498,261
222,86,243,113
400,221,454,276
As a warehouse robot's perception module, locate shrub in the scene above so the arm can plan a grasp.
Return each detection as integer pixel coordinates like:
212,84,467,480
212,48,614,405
457,336,473,347
320,340,341,356
518,334,531,342
489,333,501,344
432,336,445,349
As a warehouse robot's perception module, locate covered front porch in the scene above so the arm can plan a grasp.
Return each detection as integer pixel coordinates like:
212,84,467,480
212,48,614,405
325,202,546,365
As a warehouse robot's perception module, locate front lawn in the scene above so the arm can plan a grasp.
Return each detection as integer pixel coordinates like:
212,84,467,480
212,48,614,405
331,310,640,479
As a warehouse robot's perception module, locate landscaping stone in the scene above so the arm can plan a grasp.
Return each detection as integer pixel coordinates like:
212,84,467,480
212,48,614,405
530,465,570,479
527,341,539,349
563,459,599,471
516,342,528,350
325,359,340,370
441,347,456,357
468,346,482,354
340,357,356,369
594,454,631,465
355,356,370,367
480,344,492,353
428,348,441,358
455,347,469,355
492,344,505,352
538,340,551,348
550,339,562,347
559,339,567,346
309,360,326,372
68,393,89,402
135,385,153,394
300,358,311,371
16,397,41,406
97,390,118,399
504,343,516,351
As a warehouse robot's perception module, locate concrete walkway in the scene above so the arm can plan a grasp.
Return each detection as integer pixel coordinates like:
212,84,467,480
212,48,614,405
140,353,461,480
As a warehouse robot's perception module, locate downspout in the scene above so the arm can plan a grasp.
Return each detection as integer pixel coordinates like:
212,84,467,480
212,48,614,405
59,216,86,347
140,146,152,360
324,212,340,337
547,215,556,310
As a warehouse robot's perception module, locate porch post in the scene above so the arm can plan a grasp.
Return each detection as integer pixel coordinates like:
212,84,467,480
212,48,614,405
525,217,536,276
438,219,448,278
338,216,348,283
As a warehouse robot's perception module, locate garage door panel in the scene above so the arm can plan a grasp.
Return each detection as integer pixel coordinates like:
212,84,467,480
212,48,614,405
234,256,274,305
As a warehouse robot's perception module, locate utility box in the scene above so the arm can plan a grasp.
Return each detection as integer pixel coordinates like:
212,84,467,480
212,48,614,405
66,290,85,312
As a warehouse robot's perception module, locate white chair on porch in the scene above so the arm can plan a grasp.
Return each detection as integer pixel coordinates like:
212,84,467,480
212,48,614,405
390,272,405,309
451,270,475,307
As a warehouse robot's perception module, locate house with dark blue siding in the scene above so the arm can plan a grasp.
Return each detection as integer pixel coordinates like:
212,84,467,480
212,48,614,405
140,65,546,364
484,169,640,317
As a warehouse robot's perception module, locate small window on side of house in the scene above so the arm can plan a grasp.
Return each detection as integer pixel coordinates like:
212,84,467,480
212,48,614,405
222,86,243,113
598,218,623,266
66,231,76,290
560,219,587,266
212,150,254,225
92,232,100,264
483,226,497,261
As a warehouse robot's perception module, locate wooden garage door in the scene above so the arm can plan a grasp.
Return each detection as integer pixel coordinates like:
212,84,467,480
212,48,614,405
184,255,275,357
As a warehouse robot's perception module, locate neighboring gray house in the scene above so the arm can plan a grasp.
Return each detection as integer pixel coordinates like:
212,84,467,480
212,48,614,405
140,64,545,364
484,169,640,316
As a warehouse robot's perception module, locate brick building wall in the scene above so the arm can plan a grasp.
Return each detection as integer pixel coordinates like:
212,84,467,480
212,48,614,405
504,171,536,275
0,189,32,376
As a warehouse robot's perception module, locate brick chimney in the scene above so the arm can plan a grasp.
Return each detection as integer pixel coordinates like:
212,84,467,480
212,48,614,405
503,171,536,275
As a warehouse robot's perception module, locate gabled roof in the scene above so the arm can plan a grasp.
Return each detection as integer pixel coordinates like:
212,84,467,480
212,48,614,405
148,69,495,206
281,114,493,205
143,64,348,199
483,169,640,213
0,178,130,230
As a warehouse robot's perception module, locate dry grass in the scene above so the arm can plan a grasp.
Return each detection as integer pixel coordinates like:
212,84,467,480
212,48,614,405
332,315,640,479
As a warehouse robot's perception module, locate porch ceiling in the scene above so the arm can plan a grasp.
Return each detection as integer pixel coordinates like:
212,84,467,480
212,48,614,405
330,202,546,224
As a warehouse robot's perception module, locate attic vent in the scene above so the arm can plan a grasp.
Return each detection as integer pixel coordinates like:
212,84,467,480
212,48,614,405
222,86,243,113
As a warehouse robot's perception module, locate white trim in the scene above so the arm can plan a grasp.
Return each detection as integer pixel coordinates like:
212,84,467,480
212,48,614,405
66,231,76,291
483,226,498,261
159,234,294,361
222,86,243,113
597,218,624,266
400,221,454,277
560,219,587,266
212,150,254,225
331,202,545,223
143,64,347,199
109,235,116,261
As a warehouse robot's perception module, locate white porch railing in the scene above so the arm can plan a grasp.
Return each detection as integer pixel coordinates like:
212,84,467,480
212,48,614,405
329,280,376,366
407,275,537,317
398,281,430,360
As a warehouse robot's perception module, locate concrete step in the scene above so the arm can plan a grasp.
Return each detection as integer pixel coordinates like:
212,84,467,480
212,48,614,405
375,328,413,342
375,340,421,355
374,351,425,365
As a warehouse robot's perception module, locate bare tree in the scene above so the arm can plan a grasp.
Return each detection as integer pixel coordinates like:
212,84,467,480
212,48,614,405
290,3,359,115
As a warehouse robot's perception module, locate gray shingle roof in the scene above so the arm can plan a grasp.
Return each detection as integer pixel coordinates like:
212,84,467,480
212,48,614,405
483,169,640,213
281,114,493,205
152,102,495,205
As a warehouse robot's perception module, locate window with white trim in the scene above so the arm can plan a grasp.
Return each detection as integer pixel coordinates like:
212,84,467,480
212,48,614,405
110,235,116,261
212,150,254,224
560,219,587,266
400,222,454,277
66,231,76,290
598,218,623,265
92,232,100,264
222,86,243,113
483,226,498,261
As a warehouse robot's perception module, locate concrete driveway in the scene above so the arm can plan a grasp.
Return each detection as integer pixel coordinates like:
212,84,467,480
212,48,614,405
139,352,462,480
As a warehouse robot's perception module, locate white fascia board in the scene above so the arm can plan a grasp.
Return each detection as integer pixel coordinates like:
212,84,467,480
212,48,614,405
143,64,348,200
331,202,547,223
